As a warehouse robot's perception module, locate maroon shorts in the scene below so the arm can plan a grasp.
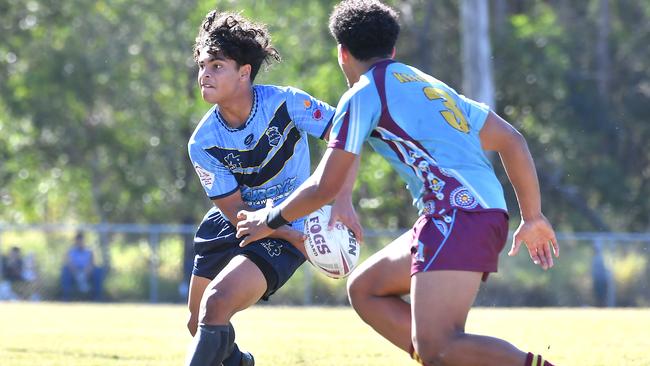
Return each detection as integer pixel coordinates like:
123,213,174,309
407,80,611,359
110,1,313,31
410,209,509,281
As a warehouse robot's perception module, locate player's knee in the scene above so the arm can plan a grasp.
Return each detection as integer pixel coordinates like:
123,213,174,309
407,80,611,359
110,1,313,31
413,340,445,366
200,290,235,323
346,271,368,306
413,330,461,366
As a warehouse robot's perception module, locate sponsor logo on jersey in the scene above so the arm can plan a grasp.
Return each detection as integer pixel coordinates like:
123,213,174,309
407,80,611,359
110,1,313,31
242,176,297,207
244,133,255,147
265,126,283,147
194,164,215,190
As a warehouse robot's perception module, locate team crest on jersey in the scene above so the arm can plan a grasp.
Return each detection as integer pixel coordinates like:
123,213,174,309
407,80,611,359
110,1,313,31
193,164,214,190
259,240,283,257
266,126,283,147
303,99,312,109
224,153,242,171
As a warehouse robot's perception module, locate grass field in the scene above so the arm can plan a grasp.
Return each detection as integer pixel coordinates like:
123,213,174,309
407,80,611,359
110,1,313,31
0,303,649,365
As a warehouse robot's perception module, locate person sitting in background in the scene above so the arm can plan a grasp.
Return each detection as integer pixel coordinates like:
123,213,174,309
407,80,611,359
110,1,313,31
1,246,25,300
60,232,104,301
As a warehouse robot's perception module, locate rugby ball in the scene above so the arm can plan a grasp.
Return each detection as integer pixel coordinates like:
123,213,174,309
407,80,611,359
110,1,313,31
303,205,361,279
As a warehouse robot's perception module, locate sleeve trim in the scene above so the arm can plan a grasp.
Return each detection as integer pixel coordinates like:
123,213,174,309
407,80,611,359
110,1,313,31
208,186,239,200
319,114,335,140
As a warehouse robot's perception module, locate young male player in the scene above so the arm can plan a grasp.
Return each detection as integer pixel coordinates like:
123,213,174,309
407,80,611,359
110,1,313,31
236,1,559,365
185,10,358,366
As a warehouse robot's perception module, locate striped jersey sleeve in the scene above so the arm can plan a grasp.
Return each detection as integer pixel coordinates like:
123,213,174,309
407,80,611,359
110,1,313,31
188,137,239,200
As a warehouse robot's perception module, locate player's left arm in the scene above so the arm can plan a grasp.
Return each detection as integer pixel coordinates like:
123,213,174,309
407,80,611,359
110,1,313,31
480,111,559,270
328,154,362,243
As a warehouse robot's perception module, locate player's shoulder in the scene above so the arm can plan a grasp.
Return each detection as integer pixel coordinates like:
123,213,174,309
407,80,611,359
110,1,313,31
188,105,218,148
339,72,378,107
256,84,313,101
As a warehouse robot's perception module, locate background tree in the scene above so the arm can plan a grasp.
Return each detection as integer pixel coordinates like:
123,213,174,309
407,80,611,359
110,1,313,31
1,0,649,233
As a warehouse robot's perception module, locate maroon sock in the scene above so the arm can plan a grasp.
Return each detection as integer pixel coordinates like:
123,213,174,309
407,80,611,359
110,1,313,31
525,352,555,366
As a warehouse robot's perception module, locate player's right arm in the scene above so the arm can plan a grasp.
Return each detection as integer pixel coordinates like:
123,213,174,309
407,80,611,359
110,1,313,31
479,111,559,270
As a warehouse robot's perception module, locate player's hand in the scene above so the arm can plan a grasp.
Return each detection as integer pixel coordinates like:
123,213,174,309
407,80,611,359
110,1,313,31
281,228,308,258
508,214,559,270
328,198,363,243
236,199,275,247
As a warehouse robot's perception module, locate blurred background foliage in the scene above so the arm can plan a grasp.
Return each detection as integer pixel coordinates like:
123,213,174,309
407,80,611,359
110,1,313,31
1,0,649,304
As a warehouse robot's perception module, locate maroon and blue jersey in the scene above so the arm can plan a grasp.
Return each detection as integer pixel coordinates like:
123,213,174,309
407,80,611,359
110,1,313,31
328,60,507,216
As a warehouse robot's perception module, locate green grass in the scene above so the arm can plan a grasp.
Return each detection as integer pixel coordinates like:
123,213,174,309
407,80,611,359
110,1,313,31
0,303,649,365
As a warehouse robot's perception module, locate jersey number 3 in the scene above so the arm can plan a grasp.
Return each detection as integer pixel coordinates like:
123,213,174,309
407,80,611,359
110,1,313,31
423,87,470,133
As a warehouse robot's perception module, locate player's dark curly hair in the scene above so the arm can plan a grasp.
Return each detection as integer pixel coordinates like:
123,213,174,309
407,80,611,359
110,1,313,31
194,11,281,82
328,0,400,61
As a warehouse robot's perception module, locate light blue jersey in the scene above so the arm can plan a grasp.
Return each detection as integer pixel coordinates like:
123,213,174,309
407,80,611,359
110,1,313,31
189,84,334,227
328,60,507,215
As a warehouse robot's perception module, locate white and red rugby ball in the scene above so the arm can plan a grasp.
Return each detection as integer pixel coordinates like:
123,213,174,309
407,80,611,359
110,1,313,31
303,205,361,279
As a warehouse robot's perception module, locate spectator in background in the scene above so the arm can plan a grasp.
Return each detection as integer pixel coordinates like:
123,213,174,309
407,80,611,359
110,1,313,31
591,241,613,307
22,252,41,301
2,246,24,283
1,246,24,299
61,232,104,301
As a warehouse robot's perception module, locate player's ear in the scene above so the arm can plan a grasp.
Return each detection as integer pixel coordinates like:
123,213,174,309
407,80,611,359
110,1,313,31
239,64,252,81
338,44,349,64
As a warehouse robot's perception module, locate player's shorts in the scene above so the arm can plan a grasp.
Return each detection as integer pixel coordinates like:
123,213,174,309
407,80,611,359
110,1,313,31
192,207,305,300
410,208,508,281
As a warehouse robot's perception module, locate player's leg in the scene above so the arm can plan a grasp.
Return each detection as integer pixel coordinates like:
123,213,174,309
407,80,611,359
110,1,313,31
409,210,555,366
346,230,412,352
187,207,257,366
199,255,267,324
187,274,253,366
411,270,527,366
187,274,211,336
187,255,266,366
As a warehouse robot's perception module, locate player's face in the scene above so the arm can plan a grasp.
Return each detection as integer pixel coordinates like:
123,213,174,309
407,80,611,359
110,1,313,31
196,47,245,104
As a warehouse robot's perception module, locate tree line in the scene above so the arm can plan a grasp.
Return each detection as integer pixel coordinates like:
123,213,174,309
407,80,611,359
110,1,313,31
1,0,649,233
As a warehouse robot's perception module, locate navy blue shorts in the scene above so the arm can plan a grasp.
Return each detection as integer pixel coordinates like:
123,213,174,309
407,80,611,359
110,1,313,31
192,207,305,301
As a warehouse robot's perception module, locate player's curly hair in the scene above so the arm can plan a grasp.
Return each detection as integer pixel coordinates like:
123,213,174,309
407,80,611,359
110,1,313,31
194,10,281,82
328,0,400,61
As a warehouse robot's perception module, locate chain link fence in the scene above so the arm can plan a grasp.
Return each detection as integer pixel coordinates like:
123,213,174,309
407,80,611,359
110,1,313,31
0,224,648,306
